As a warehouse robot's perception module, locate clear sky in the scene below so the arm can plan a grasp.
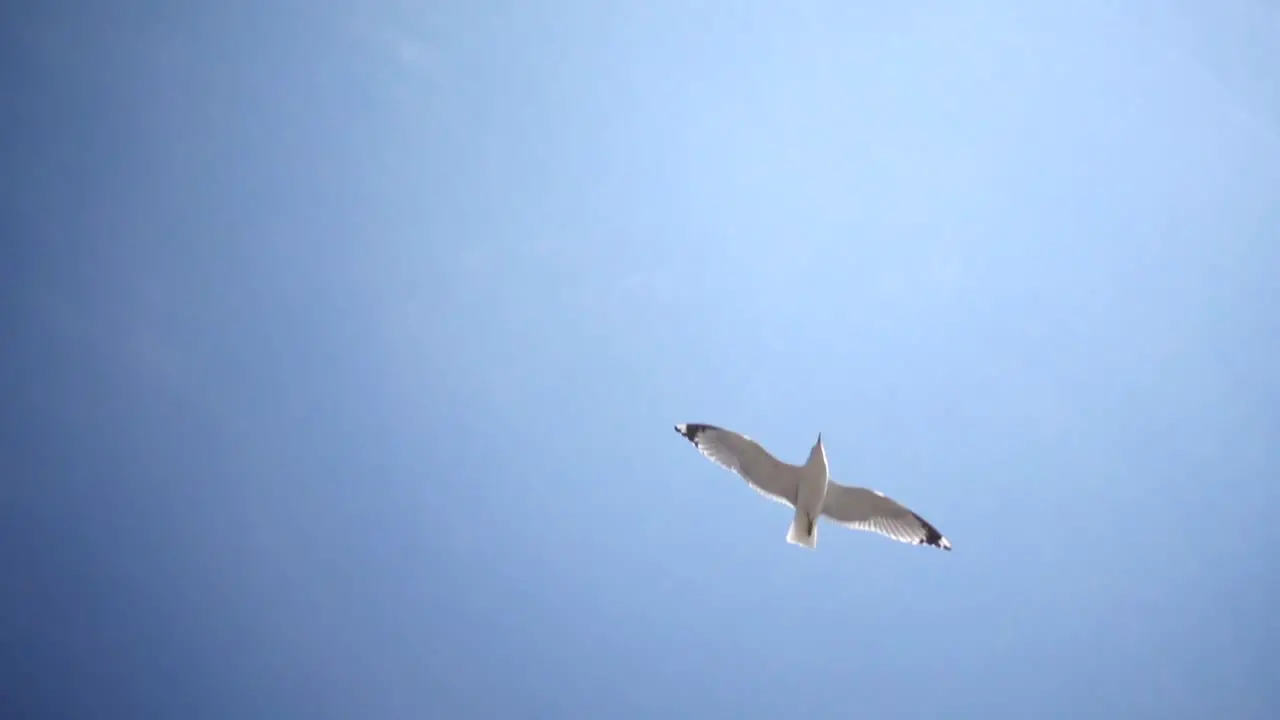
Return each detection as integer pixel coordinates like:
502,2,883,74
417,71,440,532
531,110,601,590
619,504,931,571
3,3,1279,718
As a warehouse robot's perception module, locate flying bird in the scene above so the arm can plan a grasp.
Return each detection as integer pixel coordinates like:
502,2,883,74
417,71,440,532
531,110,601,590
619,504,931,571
673,423,951,551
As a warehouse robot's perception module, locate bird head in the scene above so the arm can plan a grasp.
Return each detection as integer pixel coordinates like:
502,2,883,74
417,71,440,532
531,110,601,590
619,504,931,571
809,432,825,459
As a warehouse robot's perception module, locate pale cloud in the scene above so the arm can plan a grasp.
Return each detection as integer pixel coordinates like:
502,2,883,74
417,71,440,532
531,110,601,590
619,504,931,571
348,12,442,83
872,244,966,307
33,285,234,429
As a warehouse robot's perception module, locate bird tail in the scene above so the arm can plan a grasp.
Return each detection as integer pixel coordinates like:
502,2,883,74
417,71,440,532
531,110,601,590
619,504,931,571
786,510,818,549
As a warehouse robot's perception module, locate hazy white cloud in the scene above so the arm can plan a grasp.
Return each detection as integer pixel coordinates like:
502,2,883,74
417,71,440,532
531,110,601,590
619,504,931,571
348,12,443,83
33,285,235,430
872,244,966,308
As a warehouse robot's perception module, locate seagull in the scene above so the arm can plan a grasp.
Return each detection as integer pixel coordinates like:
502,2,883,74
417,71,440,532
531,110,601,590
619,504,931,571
673,423,952,551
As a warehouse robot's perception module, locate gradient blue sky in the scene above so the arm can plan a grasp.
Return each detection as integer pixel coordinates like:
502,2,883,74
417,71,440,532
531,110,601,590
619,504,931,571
3,3,1279,718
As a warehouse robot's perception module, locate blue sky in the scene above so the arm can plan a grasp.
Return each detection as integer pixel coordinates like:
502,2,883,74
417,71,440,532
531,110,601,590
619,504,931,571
3,3,1279,718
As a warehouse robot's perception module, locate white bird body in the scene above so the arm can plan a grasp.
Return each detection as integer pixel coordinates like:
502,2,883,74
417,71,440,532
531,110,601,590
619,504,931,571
786,434,829,548
674,423,952,551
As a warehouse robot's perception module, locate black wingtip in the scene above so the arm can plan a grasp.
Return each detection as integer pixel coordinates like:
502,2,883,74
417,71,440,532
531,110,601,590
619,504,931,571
674,423,715,442
913,513,952,551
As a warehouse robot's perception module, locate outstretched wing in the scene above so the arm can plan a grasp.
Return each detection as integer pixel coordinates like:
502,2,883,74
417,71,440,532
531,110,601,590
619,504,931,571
673,423,799,507
821,481,952,550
